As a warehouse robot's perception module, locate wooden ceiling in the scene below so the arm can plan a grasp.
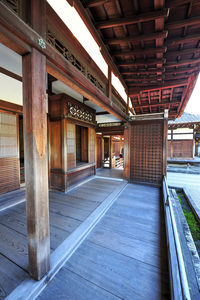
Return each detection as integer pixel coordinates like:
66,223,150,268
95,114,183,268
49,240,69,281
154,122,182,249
79,0,200,118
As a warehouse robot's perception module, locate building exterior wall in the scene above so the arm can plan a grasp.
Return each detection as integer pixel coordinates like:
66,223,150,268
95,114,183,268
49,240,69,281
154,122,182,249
168,140,194,158
48,93,96,192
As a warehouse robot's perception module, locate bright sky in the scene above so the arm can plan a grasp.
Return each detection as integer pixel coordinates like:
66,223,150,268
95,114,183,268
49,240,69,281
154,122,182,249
185,74,200,114
47,0,127,103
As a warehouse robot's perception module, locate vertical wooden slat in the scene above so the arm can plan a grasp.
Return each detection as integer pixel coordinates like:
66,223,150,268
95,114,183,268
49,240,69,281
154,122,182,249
124,123,130,180
163,119,168,176
61,118,67,189
107,66,112,100
81,127,88,162
22,48,50,280
127,95,129,115
88,127,96,163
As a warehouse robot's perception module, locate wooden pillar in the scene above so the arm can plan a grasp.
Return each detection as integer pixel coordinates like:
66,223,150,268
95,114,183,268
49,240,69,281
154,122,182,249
127,95,129,115
171,129,173,159
61,118,67,189
163,118,168,176
124,123,130,180
109,136,112,169
107,67,112,101
22,0,50,281
23,48,50,280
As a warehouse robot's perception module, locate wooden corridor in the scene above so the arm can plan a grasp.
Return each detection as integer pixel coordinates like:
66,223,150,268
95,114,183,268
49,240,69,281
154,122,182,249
38,183,170,300
0,177,123,299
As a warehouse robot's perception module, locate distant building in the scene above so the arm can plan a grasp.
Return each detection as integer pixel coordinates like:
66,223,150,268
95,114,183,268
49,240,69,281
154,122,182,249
168,112,200,159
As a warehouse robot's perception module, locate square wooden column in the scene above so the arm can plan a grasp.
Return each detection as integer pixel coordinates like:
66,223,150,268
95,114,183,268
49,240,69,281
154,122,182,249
22,48,50,280
124,123,130,180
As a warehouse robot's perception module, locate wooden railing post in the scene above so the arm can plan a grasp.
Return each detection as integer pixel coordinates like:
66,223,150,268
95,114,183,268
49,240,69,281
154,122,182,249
107,66,112,101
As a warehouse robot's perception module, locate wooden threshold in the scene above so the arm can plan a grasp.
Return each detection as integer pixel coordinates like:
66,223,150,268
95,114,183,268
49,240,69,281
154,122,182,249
5,177,127,300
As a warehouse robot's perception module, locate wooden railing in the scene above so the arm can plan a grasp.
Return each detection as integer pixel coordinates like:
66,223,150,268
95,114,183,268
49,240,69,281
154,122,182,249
162,176,191,300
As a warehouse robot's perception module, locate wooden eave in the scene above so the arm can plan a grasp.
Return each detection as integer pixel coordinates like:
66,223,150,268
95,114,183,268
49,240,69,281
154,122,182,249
0,1,128,121
78,0,200,118
168,121,200,129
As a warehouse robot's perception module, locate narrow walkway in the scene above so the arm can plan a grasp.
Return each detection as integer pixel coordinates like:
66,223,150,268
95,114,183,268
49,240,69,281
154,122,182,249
38,184,170,300
0,177,123,299
96,168,124,179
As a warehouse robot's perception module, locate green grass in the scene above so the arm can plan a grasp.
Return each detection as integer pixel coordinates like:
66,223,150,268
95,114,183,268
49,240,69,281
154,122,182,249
177,194,200,242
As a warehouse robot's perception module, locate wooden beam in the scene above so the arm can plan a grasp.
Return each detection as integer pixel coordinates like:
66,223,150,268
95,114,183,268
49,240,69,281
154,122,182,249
128,79,188,95
105,31,168,45
72,0,128,89
113,46,167,57
178,73,198,116
166,58,200,68
23,48,50,281
166,47,200,57
86,0,110,7
128,81,165,86
166,0,199,8
124,75,163,81
126,81,163,86
96,9,169,29
0,2,127,121
107,66,112,100
96,111,110,115
117,58,166,67
0,23,31,55
0,99,23,113
166,34,200,47
127,95,129,115
0,66,22,81
121,68,165,75
165,66,198,74
133,101,180,109
166,16,200,30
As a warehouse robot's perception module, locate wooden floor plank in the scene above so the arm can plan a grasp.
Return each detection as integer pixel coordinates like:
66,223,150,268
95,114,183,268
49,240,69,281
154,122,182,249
50,194,99,212
0,224,28,270
49,201,90,222
87,226,165,269
38,182,170,300
0,254,28,299
38,266,121,300
0,177,129,299
63,241,169,300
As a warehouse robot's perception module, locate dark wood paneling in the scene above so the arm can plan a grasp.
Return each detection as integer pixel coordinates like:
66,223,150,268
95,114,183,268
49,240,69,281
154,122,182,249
168,140,194,158
50,121,62,169
81,127,88,162
124,124,130,180
130,120,165,185
96,135,102,168
0,157,20,194
67,165,95,187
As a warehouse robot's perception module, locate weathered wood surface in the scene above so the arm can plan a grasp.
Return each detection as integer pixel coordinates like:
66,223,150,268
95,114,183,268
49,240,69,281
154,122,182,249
0,254,28,300
0,178,122,299
38,183,170,300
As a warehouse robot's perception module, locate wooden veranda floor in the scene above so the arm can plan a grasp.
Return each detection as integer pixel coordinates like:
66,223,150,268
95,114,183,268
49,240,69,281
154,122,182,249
38,183,170,300
0,177,123,299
